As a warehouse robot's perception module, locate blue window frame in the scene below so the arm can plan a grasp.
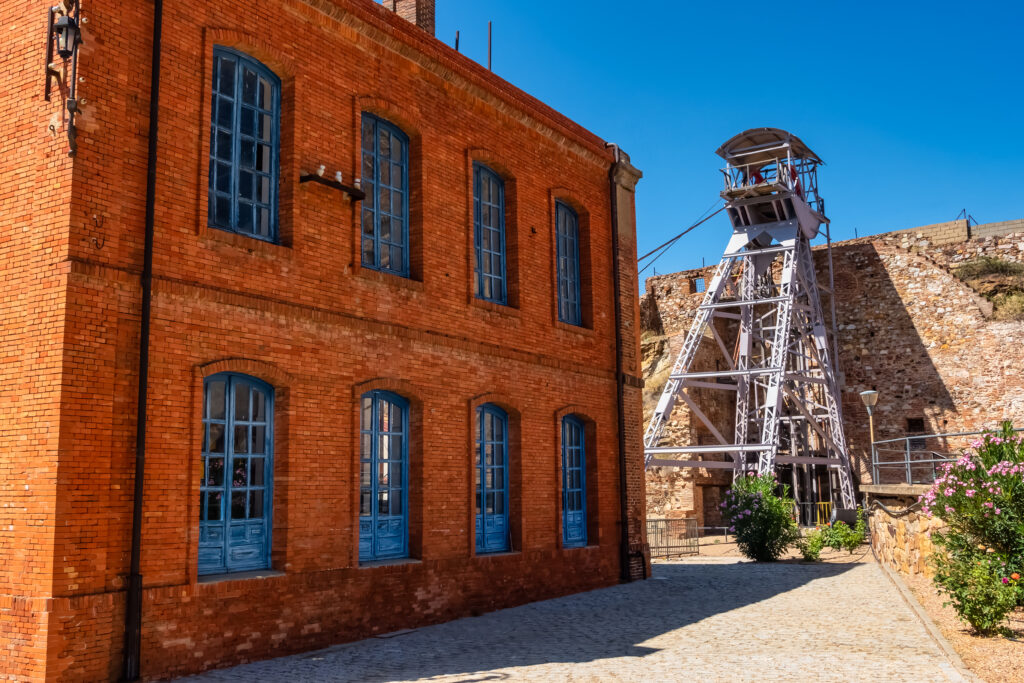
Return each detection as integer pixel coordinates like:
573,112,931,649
208,47,280,242
199,373,273,575
555,202,582,325
359,390,409,562
474,164,507,304
562,416,587,548
361,114,410,276
476,404,510,553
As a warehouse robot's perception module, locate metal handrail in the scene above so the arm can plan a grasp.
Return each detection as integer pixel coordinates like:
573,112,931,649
870,428,1024,485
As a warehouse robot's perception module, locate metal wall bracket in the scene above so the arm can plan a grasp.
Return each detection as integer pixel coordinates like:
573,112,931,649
299,173,366,202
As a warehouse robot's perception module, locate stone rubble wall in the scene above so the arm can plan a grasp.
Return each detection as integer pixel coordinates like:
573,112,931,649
868,500,945,577
642,217,1024,522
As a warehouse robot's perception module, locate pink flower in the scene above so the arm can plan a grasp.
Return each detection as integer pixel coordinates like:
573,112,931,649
1004,577,1011,585
965,489,975,497
995,508,1001,515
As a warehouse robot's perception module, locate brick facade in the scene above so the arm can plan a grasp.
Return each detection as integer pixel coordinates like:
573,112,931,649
642,218,1024,525
0,0,647,679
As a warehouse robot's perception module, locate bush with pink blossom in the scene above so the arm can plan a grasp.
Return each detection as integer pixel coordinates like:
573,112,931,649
920,421,1024,635
721,472,800,562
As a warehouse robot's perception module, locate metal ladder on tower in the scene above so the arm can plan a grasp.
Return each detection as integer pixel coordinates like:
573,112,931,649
643,128,856,510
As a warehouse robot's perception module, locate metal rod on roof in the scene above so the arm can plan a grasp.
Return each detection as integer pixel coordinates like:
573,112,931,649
488,21,492,70
455,30,460,52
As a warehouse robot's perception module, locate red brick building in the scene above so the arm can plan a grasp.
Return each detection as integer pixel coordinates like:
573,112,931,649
0,0,648,679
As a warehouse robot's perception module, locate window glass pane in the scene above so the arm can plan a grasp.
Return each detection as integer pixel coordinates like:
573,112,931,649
217,58,235,95
495,493,504,514
232,458,248,487
207,457,224,487
378,463,389,486
231,491,246,519
360,491,371,515
216,131,232,161
378,490,389,515
218,98,234,129
361,461,371,486
208,424,225,453
242,68,257,104
240,107,255,137
259,77,273,109
206,491,222,521
250,457,265,486
251,426,265,454
238,204,254,233
216,164,231,194
259,176,271,204
257,144,271,172
248,490,264,519
239,172,254,201
208,381,226,419
234,383,250,421
391,494,402,515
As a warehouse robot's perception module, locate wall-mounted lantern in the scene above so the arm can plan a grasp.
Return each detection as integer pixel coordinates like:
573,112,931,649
53,12,81,59
45,0,86,157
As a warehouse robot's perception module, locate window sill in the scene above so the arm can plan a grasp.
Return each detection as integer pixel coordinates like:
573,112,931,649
470,297,521,319
197,568,285,585
553,319,595,337
473,550,520,559
358,558,421,570
354,266,425,293
201,225,293,259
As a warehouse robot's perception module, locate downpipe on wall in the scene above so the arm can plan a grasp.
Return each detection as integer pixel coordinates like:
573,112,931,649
124,0,163,678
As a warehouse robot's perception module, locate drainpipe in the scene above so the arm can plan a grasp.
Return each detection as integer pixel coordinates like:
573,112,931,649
606,143,635,582
124,0,163,678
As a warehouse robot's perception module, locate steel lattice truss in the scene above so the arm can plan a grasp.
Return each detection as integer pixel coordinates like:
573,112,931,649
644,129,855,509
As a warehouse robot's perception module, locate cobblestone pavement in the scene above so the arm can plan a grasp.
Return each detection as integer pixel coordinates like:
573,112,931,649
181,558,965,682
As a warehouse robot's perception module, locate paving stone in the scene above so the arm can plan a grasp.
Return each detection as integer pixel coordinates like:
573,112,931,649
179,559,964,682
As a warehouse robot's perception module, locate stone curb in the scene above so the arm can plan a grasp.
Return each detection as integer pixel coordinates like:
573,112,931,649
872,555,980,682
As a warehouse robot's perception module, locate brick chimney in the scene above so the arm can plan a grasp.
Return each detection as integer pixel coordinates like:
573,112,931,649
392,0,435,36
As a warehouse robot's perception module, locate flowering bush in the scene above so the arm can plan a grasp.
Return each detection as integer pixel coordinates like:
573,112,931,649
721,472,800,561
920,422,1024,635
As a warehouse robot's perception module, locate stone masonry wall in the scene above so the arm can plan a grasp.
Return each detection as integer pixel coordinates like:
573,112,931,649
868,499,944,578
642,218,1024,523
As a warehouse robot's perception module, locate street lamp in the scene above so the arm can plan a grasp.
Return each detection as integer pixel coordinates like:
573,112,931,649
53,13,81,60
860,390,879,465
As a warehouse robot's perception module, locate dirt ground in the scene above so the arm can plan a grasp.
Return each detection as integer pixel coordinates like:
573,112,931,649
902,572,1024,683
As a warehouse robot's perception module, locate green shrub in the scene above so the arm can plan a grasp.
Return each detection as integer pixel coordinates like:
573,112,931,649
932,552,1020,636
921,421,1024,635
797,528,825,561
954,257,1024,279
721,473,800,562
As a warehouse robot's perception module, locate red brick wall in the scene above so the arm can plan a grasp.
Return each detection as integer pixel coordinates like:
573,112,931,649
0,0,79,678
0,0,643,679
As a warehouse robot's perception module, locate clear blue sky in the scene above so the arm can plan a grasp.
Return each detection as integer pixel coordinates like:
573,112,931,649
433,1,1022,285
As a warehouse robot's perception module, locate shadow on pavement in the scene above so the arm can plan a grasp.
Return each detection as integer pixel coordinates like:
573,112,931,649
182,561,861,682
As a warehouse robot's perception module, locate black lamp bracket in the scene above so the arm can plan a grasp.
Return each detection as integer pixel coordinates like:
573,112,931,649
299,173,367,202
44,0,83,157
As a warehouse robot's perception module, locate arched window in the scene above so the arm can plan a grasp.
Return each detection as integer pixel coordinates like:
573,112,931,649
476,404,510,553
474,164,507,304
208,47,280,242
199,373,273,574
359,390,409,561
361,114,410,276
555,201,582,325
561,415,586,547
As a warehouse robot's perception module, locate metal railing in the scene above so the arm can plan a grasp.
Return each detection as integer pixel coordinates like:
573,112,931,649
793,501,833,527
871,428,1024,486
647,518,699,558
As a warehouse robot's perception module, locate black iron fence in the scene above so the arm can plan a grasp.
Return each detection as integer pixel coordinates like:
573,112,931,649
646,518,699,558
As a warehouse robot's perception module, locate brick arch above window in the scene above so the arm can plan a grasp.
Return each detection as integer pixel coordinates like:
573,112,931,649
197,358,295,390
204,29,299,80
354,95,423,143
350,377,424,408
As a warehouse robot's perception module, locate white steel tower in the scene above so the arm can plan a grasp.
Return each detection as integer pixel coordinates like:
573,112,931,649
644,128,855,510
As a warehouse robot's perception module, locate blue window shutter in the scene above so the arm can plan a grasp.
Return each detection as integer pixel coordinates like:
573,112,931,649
475,404,510,553
562,416,587,548
208,47,280,242
473,164,507,304
360,114,410,277
199,373,274,575
359,390,410,562
555,202,582,325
